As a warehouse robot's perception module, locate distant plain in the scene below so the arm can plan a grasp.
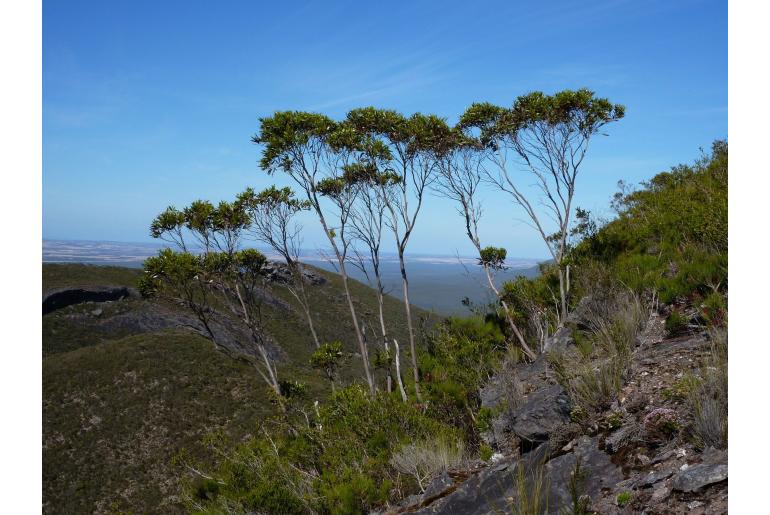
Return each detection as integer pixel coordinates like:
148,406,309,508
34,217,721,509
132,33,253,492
43,240,542,315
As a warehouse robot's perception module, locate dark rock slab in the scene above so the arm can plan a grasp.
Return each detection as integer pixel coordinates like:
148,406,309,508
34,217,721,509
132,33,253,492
412,437,621,515
543,325,574,354
604,424,639,454
511,384,571,452
671,450,728,492
43,286,136,315
262,262,326,286
634,467,675,488
544,436,624,509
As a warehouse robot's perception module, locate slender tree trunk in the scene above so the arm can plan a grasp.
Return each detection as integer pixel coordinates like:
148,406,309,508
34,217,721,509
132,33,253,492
256,343,280,395
339,259,375,393
288,263,321,349
384,340,393,393
480,264,537,361
558,265,568,323
303,303,321,348
398,249,422,401
315,209,375,394
376,289,394,394
392,338,408,402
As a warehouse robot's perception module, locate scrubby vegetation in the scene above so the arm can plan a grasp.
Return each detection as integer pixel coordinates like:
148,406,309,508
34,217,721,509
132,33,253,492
43,80,727,513
173,141,727,513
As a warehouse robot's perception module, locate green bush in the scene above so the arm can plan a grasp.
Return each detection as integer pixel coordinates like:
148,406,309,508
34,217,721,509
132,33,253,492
701,291,727,326
616,491,632,507
184,385,461,514
665,311,688,335
571,141,727,304
420,317,506,430
245,481,305,514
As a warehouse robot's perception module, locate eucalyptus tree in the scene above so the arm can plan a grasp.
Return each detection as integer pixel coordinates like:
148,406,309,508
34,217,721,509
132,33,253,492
253,112,378,393
144,200,282,395
434,132,537,360
345,108,450,401
459,89,624,321
347,159,409,401
237,185,321,349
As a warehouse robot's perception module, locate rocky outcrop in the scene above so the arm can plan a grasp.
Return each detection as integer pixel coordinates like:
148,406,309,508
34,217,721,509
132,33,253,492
509,384,572,452
384,306,728,514
262,262,326,286
43,286,137,315
406,437,622,515
671,448,728,492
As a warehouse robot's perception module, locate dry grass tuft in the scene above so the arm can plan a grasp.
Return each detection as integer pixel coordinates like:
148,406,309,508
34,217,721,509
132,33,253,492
390,438,466,492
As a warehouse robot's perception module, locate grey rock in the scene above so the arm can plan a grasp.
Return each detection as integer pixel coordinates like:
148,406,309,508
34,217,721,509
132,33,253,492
413,437,622,515
651,449,676,464
634,468,675,488
605,424,638,454
650,484,671,502
422,471,454,499
543,325,574,353
261,262,326,286
671,461,727,492
90,308,103,317
510,384,571,452
43,286,136,315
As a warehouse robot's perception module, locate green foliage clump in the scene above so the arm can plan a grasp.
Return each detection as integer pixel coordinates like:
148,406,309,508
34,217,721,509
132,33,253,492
419,316,506,429
572,141,727,308
184,385,460,514
479,443,493,462
665,311,689,336
662,374,701,401
478,246,507,270
700,291,727,327
309,341,346,387
616,491,632,507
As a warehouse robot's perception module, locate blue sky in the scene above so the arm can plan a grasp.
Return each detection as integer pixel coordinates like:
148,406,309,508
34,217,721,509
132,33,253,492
43,0,727,259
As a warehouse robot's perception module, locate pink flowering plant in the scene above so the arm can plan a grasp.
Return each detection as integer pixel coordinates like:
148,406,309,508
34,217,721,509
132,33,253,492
643,408,680,440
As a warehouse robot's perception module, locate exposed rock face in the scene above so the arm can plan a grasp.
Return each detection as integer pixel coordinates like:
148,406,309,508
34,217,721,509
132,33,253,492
384,303,728,515
544,436,624,509
604,424,639,454
510,384,571,452
262,262,326,286
408,437,622,515
671,449,727,492
542,295,595,353
43,286,137,315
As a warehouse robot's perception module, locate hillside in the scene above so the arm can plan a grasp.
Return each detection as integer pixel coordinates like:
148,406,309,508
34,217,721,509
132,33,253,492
42,262,433,514
172,143,727,514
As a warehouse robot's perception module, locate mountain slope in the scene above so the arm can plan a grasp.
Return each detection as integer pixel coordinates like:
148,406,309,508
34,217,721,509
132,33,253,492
42,262,433,514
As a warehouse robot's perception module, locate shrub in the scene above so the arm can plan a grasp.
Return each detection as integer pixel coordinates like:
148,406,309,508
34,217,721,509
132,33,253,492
420,316,506,430
183,385,462,513
549,292,642,417
605,411,623,430
309,341,346,387
390,438,466,492
570,141,727,305
700,291,727,327
507,454,549,515
245,481,306,514
665,311,688,335
616,491,632,507
687,329,727,449
479,443,493,462
643,408,680,440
